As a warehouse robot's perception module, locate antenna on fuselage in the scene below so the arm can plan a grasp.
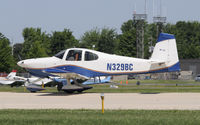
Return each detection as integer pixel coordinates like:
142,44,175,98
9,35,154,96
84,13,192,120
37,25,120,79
92,45,95,50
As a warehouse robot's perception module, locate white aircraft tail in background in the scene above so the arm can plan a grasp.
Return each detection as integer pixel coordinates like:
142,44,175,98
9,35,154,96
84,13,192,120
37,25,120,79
6,70,17,79
0,70,17,85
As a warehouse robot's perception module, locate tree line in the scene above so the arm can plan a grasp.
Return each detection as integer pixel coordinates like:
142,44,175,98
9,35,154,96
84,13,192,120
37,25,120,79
1,20,200,72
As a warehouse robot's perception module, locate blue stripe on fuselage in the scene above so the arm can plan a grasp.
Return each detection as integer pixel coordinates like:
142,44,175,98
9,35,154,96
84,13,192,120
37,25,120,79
27,62,180,78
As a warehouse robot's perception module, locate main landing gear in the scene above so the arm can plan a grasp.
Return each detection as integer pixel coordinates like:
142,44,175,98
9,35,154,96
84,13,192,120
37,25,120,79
57,79,93,93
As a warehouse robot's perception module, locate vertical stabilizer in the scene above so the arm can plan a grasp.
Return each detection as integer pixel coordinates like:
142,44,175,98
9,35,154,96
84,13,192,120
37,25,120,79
6,70,17,79
150,33,180,72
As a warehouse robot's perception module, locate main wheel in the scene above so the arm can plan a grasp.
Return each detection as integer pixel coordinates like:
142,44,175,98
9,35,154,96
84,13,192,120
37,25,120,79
63,90,74,94
77,90,83,93
57,83,63,91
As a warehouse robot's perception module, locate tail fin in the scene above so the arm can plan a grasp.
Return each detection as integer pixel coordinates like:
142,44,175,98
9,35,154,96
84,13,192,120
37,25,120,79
6,70,17,79
150,33,180,72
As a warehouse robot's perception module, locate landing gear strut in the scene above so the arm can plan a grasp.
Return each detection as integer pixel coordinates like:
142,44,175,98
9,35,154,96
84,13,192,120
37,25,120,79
62,78,92,93
57,83,63,91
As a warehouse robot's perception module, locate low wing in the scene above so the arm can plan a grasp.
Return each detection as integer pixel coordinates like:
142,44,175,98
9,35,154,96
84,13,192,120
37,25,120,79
12,76,27,82
32,78,52,85
44,68,89,80
25,77,52,85
51,72,89,80
0,80,15,85
0,77,21,85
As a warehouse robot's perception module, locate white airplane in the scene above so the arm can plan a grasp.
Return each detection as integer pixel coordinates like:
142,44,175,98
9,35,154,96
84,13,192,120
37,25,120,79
0,70,51,85
22,77,52,93
0,70,52,92
17,33,180,93
0,70,20,85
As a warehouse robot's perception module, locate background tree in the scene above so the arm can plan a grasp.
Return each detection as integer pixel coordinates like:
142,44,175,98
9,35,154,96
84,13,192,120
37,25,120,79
50,29,78,55
0,33,14,72
28,41,48,58
163,21,200,59
13,43,23,61
21,28,50,59
80,28,100,49
117,20,137,57
97,28,118,54
80,27,118,54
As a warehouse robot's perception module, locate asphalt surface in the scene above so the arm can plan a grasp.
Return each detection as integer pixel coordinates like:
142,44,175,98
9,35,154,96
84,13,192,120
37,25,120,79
1,92,200,110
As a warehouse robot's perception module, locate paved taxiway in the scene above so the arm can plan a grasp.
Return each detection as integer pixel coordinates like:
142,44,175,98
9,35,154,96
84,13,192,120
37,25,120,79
1,92,200,110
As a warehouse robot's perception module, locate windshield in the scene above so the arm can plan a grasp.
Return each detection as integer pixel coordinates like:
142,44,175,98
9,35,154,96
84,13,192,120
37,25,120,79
54,50,66,59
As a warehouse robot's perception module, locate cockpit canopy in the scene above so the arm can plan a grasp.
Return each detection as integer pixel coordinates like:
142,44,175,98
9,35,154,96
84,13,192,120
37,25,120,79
54,49,99,61
54,50,65,59
66,50,82,61
85,51,98,61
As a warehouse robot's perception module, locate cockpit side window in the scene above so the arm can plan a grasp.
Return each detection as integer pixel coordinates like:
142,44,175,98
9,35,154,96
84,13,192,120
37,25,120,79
54,50,66,59
85,51,98,61
66,50,82,61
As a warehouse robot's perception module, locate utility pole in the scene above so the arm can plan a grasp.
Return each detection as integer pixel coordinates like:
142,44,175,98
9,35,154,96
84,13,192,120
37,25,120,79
11,38,14,56
153,0,166,37
133,0,147,58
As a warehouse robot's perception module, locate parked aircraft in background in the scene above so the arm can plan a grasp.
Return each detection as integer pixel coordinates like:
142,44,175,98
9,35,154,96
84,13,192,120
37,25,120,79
23,77,52,92
17,33,180,93
0,70,20,85
0,70,52,92
82,76,112,85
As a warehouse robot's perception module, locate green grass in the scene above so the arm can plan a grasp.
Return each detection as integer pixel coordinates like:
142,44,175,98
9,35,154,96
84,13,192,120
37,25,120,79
86,80,200,93
87,86,200,93
1,80,200,93
116,79,198,84
0,109,200,125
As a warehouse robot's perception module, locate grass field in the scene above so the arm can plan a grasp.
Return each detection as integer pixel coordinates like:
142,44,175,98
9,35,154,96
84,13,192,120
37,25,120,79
1,81,200,125
0,109,200,125
1,80,200,93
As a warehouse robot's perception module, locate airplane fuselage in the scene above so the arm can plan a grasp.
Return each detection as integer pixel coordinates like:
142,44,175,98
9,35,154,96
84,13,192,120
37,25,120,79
18,48,179,78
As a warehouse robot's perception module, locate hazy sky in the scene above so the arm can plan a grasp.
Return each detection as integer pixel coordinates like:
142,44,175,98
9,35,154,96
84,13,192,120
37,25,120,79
0,0,199,43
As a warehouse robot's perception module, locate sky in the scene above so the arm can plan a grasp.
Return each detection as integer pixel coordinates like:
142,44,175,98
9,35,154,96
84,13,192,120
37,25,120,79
0,0,200,43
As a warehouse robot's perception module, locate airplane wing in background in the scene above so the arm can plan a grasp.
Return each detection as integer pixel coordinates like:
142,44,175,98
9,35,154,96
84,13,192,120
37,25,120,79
0,80,16,85
82,76,112,85
28,77,52,85
24,77,53,92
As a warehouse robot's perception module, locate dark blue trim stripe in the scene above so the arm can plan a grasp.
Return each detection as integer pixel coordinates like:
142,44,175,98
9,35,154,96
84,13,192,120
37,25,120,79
157,33,175,43
168,62,181,72
27,62,180,78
